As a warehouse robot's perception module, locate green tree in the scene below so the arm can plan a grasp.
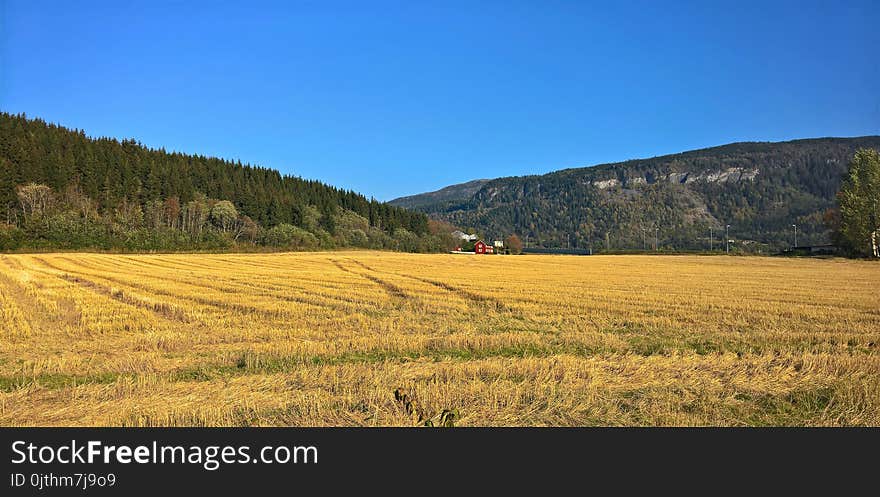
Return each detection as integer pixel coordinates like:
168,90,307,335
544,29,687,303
393,228,421,252
210,200,238,232
263,223,318,249
837,149,880,257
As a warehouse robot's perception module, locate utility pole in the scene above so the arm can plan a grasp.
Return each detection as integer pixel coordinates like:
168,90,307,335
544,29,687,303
710,227,713,252
654,227,659,252
792,224,797,248
725,224,731,255
642,228,647,251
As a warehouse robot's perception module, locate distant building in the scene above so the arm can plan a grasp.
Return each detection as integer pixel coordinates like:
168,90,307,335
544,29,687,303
451,230,478,242
493,240,504,248
474,240,494,254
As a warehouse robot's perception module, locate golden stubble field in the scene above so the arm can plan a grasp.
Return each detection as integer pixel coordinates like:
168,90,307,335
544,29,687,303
0,251,877,426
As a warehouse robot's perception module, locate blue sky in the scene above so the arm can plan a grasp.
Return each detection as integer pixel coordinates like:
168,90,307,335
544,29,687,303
1,1,878,200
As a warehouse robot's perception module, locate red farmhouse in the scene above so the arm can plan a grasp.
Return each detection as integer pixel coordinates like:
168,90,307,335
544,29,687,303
474,240,494,254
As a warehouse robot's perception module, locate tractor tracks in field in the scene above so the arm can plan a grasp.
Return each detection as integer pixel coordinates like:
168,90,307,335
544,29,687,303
42,255,387,321
28,257,192,323
343,258,519,317
69,258,372,312
0,256,83,330
58,256,367,314
30,256,304,323
331,259,411,305
58,273,192,323
408,275,510,312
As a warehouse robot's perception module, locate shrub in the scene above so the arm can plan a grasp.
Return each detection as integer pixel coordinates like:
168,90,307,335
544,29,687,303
263,224,319,249
0,224,23,250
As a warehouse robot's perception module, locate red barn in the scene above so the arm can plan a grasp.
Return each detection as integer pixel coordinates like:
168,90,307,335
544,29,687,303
474,240,494,254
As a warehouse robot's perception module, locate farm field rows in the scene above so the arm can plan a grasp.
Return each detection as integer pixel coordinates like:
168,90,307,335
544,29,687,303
0,251,878,426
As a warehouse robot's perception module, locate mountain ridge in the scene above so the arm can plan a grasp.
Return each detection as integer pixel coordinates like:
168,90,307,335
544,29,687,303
390,136,880,252
390,178,490,210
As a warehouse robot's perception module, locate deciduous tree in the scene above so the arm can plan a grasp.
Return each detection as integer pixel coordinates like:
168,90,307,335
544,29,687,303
505,234,524,254
210,200,238,232
837,149,880,257
16,183,54,218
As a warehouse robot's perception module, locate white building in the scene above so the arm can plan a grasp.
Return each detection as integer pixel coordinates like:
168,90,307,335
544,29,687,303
451,230,478,242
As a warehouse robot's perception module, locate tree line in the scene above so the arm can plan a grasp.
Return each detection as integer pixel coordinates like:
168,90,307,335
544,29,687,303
0,112,459,252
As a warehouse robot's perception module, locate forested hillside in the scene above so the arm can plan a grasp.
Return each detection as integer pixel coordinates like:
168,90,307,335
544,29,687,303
393,137,880,252
390,179,489,210
0,112,452,252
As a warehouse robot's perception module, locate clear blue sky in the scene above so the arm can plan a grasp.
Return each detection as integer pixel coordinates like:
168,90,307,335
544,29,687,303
2,1,878,200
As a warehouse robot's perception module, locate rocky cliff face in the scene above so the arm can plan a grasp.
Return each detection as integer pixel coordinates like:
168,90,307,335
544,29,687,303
590,166,760,189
